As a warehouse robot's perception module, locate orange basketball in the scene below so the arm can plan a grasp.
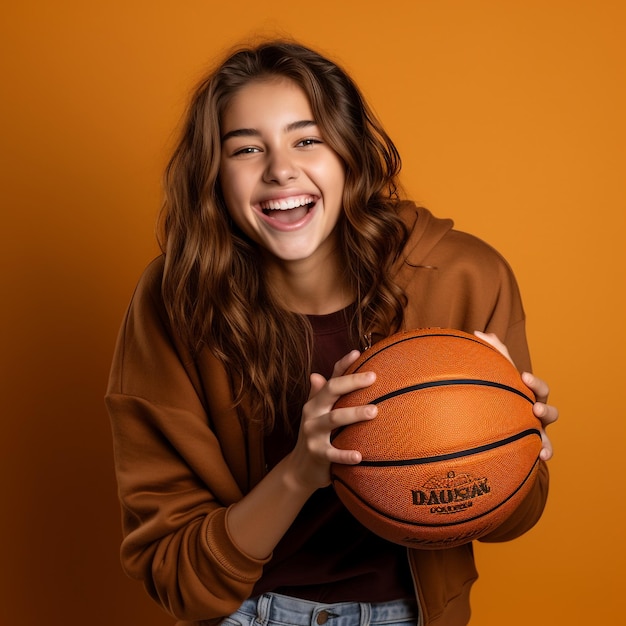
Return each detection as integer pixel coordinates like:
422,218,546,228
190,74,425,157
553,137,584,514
330,328,542,549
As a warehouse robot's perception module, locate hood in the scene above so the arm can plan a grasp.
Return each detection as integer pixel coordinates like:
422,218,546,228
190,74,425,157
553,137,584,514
395,200,454,270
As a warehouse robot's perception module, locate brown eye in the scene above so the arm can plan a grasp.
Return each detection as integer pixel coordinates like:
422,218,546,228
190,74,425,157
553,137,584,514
296,138,322,148
232,146,261,156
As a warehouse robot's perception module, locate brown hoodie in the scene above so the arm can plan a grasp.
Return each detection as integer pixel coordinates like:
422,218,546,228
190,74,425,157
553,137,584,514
106,203,549,626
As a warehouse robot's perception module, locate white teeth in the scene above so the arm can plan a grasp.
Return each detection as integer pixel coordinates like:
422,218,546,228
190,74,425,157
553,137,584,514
260,195,315,211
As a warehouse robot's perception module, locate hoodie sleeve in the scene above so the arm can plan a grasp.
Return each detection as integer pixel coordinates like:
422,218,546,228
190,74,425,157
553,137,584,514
105,258,270,622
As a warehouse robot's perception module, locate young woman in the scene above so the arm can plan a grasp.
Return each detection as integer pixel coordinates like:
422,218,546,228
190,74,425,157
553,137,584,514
106,41,557,626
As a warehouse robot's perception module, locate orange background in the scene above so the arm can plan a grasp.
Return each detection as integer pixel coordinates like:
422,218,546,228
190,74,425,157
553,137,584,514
1,1,624,624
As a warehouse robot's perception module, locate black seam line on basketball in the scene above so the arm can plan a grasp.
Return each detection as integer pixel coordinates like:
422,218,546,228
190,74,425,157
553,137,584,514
370,378,534,406
353,333,492,371
331,457,541,530
357,429,542,467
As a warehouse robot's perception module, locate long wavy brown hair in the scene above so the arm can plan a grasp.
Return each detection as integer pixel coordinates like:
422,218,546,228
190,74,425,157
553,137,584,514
158,40,408,429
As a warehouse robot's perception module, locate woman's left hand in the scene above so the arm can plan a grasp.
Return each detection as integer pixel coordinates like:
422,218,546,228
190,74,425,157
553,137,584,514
475,331,558,461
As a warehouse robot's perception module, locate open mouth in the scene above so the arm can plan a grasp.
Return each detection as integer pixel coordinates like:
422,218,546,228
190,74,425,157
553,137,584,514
259,195,318,224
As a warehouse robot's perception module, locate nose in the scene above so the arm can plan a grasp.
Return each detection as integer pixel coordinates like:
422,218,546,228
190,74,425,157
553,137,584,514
262,149,299,185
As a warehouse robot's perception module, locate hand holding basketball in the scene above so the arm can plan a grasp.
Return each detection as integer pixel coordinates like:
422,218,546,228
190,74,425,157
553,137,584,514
475,331,557,461
286,350,378,492
521,372,558,461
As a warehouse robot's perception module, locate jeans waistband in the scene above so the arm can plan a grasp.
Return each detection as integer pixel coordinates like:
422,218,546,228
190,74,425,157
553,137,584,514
236,592,418,626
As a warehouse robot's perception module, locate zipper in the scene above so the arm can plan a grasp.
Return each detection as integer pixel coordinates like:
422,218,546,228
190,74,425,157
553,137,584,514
362,332,372,351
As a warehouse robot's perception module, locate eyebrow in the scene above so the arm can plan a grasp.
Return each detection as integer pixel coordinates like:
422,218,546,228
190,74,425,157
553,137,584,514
221,119,318,142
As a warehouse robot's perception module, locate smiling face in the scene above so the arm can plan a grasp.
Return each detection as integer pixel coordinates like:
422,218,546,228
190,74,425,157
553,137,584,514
219,78,346,267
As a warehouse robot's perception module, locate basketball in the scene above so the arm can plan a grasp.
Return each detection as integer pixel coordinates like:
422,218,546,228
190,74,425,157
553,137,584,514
330,328,542,549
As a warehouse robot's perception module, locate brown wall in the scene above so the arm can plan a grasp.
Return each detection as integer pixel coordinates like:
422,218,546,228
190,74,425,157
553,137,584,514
1,1,624,624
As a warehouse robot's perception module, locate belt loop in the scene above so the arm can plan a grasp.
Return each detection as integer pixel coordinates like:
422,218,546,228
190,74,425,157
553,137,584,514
359,602,371,626
255,593,272,626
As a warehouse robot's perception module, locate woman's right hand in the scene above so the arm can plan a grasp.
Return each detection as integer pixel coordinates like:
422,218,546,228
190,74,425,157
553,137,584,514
285,350,379,493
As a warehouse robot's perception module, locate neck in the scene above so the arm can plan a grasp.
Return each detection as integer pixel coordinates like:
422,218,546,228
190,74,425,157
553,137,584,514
263,249,353,316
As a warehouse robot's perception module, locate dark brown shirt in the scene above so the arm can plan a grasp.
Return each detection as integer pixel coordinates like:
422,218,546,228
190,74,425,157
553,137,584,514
254,307,414,602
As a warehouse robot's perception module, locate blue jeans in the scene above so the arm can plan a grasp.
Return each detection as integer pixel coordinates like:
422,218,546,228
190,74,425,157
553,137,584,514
222,593,419,626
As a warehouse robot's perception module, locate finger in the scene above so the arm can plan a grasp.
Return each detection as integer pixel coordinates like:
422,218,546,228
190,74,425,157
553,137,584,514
308,351,363,406
539,431,554,461
326,404,379,465
304,396,377,437
325,371,377,402
327,403,378,430
331,350,362,378
309,373,327,400
299,402,377,465
474,330,515,365
307,370,376,415
533,401,559,427
327,446,363,466
521,372,550,404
